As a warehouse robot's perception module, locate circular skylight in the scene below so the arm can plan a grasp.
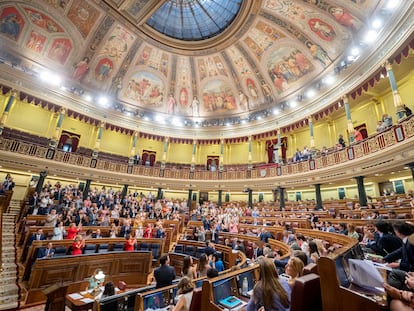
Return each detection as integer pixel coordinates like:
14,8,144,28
146,0,243,41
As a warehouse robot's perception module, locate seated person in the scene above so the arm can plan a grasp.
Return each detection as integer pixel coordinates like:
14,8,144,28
89,269,105,290
283,257,304,288
101,282,115,299
171,276,194,311
384,273,414,311
247,257,291,311
37,241,55,259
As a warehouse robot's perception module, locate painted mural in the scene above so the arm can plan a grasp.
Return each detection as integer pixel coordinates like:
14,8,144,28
201,80,238,115
308,18,336,41
263,0,342,46
47,38,72,64
24,7,63,33
197,56,228,81
92,24,135,85
267,47,314,94
127,0,149,17
0,6,25,41
243,20,285,60
25,30,46,53
175,57,192,115
95,58,113,81
136,45,169,77
329,6,361,29
40,0,68,10
125,71,165,108
67,0,100,38
228,47,252,76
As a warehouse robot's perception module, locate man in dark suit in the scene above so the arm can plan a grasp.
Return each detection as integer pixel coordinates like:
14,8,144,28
259,228,274,243
383,222,414,290
37,241,55,259
29,228,46,245
154,254,176,288
252,241,263,260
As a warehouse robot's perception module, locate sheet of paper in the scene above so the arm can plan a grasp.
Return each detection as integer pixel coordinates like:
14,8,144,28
348,259,384,289
68,293,83,300
81,298,95,303
367,260,393,271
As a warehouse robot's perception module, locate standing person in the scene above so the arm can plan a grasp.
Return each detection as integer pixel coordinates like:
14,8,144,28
211,253,225,272
52,221,66,240
246,257,291,311
71,235,84,255
124,234,136,251
197,254,210,278
338,134,346,148
154,254,176,288
354,129,363,142
181,255,197,280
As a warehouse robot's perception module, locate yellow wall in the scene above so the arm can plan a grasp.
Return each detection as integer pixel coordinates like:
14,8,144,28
228,143,249,164
168,143,192,164
100,130,131,156
7,100,53,137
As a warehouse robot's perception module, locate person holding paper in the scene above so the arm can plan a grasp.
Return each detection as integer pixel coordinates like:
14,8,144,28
383,223,414,290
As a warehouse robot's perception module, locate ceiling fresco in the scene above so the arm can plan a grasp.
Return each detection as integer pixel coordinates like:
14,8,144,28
0,0,411,134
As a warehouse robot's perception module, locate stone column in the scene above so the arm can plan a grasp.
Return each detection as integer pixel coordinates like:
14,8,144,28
190,139,197,172
93,121,105,158
50,108,66,149
187,189,193,210
384,61,405,120
161,137,169,170
83,179,91,200
129,131,139,165
248,188,253,208
157,187,163,200
314,184,323,210
279,187,285,210
406,163,414,180
343,95,355,143
308,116,315,149
355,176,367,207
35,171,48,194
218,189,223,208
0,90,17,135
121,184,128,198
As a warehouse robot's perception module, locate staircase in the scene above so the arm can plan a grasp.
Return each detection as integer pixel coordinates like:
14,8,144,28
0,200,21,310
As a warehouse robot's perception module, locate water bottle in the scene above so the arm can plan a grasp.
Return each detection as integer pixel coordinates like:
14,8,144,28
242,277,248,296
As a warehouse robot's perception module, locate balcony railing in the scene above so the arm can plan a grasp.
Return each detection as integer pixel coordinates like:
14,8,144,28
0,115,413,181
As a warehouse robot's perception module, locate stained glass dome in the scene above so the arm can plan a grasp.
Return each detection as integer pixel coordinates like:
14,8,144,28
146,0,243,41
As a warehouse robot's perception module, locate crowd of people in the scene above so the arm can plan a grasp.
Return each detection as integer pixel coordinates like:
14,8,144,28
19,175,414,311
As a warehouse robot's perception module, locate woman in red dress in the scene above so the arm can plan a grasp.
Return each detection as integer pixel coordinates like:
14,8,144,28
143,224,153,238
124,234,136,251
71,235,84,255
66,222,80,240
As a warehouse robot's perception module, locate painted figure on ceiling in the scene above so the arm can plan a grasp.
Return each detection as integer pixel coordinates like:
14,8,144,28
167,94,176,114
0,13,21,40
73,57,90,81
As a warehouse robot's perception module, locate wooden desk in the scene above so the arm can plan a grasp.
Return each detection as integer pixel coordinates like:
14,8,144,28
66,291,96,311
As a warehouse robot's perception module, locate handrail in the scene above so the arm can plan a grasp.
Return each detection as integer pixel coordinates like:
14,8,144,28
0,115,412,183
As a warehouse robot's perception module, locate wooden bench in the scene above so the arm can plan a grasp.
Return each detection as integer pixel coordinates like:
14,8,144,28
26,251,153,305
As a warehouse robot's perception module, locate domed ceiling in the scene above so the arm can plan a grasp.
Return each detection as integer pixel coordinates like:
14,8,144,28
0,0,412,137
